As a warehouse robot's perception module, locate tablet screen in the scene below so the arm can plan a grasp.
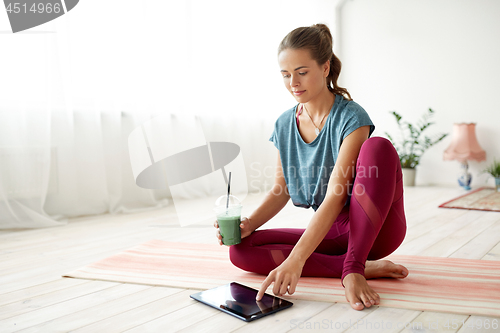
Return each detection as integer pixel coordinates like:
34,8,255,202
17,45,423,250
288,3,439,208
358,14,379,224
190,282,293,321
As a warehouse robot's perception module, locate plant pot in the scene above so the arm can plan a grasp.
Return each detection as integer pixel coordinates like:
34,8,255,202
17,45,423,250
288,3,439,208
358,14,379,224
496,177,500,192
402,168,416,186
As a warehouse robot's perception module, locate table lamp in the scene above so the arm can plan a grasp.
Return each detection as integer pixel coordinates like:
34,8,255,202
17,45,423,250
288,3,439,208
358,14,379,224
443,123,486,190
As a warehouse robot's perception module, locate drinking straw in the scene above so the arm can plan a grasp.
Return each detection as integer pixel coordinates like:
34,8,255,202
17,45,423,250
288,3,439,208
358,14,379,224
226,172,232,211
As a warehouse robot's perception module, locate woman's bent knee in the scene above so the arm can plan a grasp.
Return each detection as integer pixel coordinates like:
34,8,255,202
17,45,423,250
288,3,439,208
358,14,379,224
228,243,245,269
228,239,273,275
362,137,394,152
360,136,399,165
228,241,258,273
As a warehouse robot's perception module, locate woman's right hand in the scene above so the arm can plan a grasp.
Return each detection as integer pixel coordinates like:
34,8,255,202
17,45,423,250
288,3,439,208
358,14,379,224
214,217,254,246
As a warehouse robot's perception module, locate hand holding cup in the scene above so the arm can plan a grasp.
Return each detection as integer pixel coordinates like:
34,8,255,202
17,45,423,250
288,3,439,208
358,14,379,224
214,217,252,246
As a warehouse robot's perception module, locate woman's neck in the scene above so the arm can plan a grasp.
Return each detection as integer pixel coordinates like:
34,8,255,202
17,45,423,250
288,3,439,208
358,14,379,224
303,88,335,118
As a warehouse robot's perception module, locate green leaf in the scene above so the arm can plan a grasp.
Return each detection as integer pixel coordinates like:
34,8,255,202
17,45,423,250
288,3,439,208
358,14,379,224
419,122,434,132
390,111,402,124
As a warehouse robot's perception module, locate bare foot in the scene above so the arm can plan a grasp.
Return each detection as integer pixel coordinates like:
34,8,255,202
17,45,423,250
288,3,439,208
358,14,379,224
343,260,409,311
343,273,380,311
365,260,409,280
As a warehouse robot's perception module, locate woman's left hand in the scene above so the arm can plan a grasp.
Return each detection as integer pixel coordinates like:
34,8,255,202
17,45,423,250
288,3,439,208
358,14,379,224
256,257,304,301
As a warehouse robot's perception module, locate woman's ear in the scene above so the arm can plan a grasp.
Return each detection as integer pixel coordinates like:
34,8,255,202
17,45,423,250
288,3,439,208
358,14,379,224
323,60,330,77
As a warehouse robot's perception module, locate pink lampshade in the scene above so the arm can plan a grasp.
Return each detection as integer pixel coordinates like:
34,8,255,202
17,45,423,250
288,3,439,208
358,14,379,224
443,123,486,162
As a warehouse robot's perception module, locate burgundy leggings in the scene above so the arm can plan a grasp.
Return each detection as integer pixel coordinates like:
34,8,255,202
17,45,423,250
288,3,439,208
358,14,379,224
229,137,406,286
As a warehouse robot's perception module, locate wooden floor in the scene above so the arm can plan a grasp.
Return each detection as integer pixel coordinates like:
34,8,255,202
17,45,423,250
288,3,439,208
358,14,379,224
1,186,500,332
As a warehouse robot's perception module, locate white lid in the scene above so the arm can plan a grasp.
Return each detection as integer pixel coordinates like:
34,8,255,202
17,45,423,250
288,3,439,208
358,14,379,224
214,194,241,208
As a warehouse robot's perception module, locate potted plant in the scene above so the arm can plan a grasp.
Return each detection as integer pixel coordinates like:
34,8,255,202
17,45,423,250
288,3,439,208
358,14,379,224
483,159,500,192
385,108,448,186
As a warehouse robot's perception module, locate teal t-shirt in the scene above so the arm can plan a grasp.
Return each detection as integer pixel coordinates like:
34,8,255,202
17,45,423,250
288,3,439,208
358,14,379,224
269,94,375,211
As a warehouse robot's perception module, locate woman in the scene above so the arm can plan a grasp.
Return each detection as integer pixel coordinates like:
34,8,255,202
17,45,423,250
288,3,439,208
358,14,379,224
214,23,408,311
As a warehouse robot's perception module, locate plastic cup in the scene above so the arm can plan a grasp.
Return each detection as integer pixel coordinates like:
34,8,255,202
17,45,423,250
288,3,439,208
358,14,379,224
214,195,242,246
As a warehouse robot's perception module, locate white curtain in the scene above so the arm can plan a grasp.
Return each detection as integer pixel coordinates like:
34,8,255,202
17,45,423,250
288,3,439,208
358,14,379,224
0,0,338,229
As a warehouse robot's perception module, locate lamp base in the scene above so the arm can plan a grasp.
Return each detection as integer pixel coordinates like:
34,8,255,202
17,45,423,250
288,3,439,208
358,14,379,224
457,161,472,190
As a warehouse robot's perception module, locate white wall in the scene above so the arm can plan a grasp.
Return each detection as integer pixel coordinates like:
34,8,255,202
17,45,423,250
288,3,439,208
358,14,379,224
0,0,339,120
339,0,500,187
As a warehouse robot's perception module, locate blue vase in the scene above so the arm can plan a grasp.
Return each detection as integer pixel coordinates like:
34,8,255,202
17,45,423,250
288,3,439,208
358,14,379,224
457,163,472,190
496,177,500,192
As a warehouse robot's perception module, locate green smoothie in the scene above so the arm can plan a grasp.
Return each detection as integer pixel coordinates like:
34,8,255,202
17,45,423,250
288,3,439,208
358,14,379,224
217,214,241,245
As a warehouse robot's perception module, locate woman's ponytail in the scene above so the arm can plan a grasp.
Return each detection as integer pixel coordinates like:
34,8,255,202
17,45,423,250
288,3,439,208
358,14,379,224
328,53,352,100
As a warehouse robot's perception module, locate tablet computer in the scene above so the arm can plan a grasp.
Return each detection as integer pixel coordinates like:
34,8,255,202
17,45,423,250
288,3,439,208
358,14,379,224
190,282,293,322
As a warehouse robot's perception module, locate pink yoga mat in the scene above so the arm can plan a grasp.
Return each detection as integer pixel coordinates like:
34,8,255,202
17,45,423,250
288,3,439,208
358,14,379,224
63,240,500,317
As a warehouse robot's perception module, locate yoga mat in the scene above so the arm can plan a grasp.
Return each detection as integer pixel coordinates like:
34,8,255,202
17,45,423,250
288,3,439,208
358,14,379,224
63,240,500,317
439,187,500,212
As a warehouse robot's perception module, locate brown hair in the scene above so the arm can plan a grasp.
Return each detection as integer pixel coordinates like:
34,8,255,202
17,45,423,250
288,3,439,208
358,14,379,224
278,23,352,100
